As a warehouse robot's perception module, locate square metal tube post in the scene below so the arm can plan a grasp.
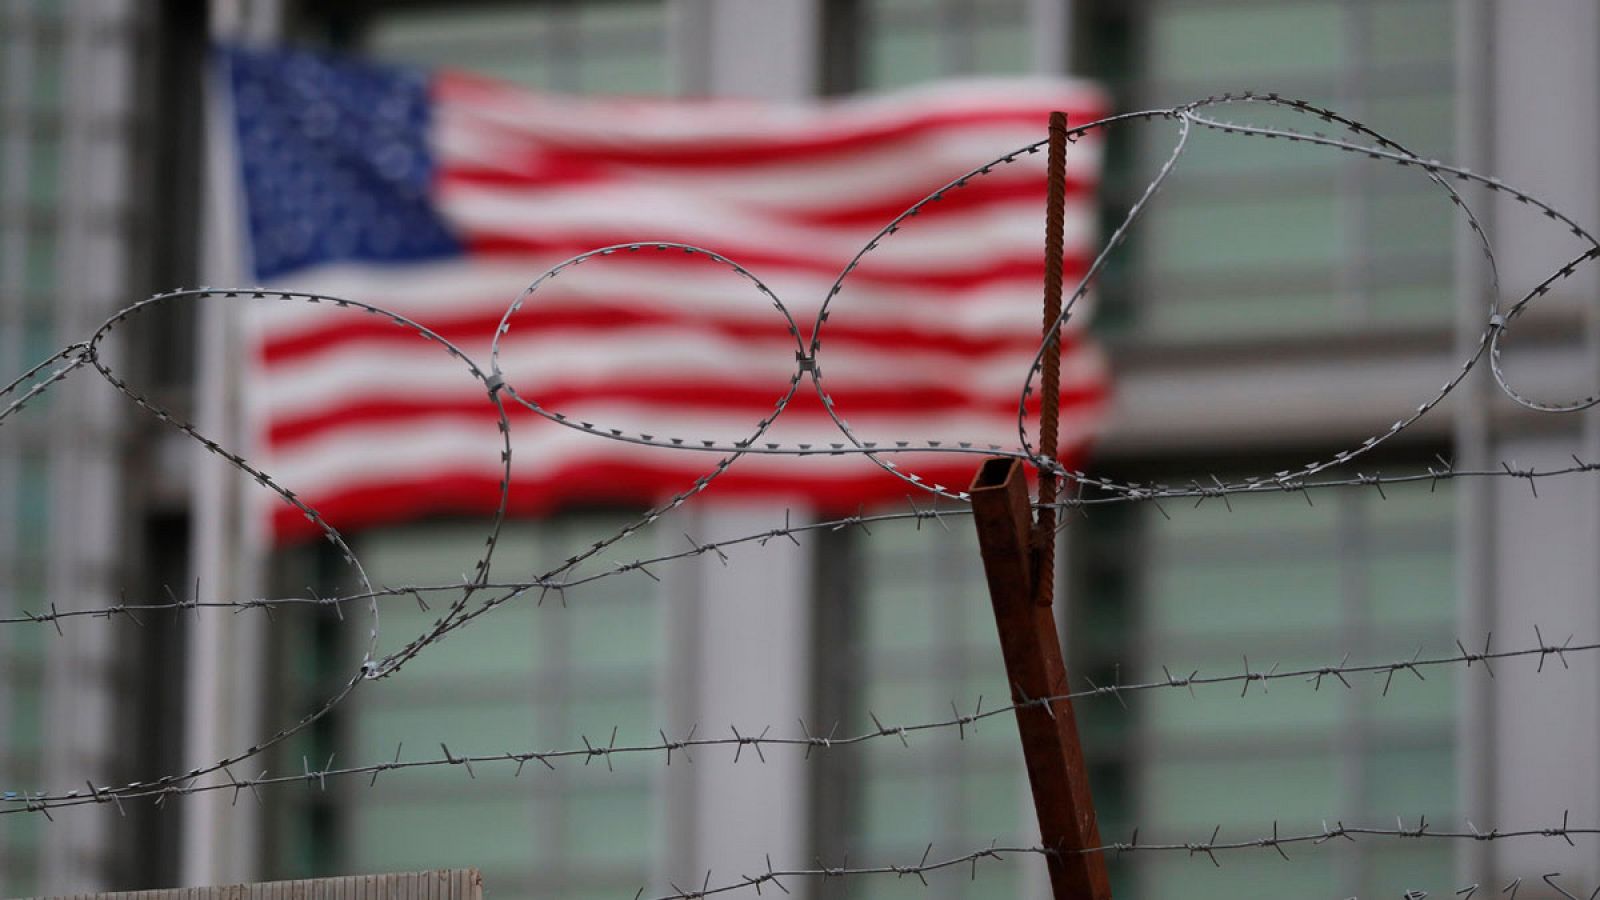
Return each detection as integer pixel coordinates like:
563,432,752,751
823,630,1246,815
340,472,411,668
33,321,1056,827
969,456,1111,900
966,109,1110,900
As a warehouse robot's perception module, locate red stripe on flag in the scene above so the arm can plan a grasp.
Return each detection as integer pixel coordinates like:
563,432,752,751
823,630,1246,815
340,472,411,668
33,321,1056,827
438,72,1107,169
258,304,1088,366
265,383,1109,449
779,175,1094,228
437,167,1094,231
466,236,1092,292
269,442,1096,543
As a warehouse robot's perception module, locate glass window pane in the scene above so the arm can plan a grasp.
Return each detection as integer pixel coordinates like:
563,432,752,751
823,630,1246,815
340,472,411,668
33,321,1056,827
1151,562,1344,637
1370,282,1453,324
1146,755,1342,829
1144,659,1346,739
26,138,60,208
1369,0,1455,68
16,456,50,558
25,233,55,296
859,0,1035,90
28,37,63,111
1367,93,1455,159
866,29,944,89
1369,189,1456,258
563,782,656,862
369,1,671,96
1149,195,1346,274
1148,5,1345,84
834,513,1031,899
973,23,1031,76
1126,476,1457,900
577,54,669,95
1362,843,1457,898
1143,852,1336,899
1140,289,1346,339
351,796,535,873
1103,0,1459,339
292,512,664,900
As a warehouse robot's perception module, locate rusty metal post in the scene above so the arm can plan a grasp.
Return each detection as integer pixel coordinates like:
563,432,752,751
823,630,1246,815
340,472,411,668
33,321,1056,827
1035,110,1070,600
969,112,1108,897
970,456,1111,900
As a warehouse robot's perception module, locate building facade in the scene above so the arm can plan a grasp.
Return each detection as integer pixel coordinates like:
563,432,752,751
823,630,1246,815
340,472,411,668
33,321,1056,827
3,2,1600,899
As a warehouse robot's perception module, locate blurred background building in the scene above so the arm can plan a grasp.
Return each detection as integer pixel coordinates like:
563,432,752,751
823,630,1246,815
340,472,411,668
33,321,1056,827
2,1,1599,899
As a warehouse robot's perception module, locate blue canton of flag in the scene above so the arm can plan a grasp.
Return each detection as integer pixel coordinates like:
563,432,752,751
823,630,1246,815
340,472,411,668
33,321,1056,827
222,44,461,281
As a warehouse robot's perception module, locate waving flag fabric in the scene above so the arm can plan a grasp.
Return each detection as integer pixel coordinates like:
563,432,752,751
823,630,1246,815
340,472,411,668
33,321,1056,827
221,44,1109,543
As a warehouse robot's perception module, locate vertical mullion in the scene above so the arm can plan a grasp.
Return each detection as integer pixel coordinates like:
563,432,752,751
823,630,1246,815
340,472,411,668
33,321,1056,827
1449,0,1495,891
805,525,861,885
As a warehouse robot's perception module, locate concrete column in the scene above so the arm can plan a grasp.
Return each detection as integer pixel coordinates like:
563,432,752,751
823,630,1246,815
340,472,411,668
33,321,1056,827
654,4,822,893
673,0,820,99
39,0,142,891
179,0,282,887
1030,0,1073,75
1484,437,1600,882
1462,0,1600,888
656,504,815,893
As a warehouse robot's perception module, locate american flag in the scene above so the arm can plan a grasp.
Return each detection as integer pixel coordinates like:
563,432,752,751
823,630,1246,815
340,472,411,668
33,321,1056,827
222,45,1109,544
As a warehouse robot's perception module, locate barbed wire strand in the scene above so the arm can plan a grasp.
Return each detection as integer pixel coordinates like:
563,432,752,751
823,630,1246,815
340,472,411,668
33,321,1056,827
3,627,1591,816
5,452,1600,628
632,853,1600,900
636,851,1600,900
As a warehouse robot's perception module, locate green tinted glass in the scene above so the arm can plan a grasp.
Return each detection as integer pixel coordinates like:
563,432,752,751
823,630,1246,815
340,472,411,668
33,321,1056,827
866,29,944,89
350,796,535,873
1143,851,1336,898
1369,0,1455,68
859,0,1035,89
28,37,63,111
1149,5,1344,83
323,513,663,900
973,23,1031,76
1135,479,1456,898
1116,0,1458,339
839,513,1031,898
25,233,55,297
1149,195,1347,273
370,1,670,96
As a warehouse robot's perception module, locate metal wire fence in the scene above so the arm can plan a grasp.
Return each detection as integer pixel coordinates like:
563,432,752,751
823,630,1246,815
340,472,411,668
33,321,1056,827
4,92,1600,898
